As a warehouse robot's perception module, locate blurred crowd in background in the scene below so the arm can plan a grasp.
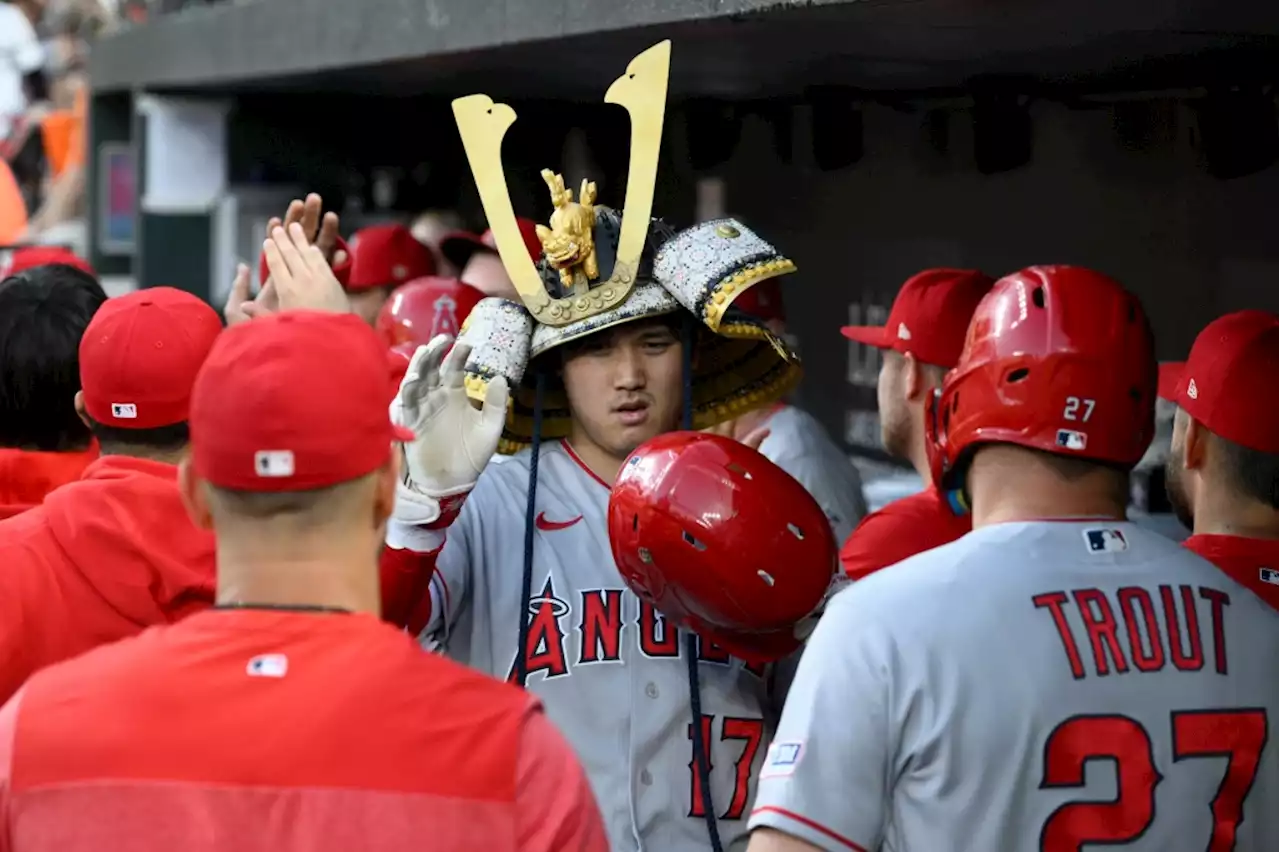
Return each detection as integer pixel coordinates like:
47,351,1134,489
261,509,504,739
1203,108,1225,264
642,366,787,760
0,0,117,251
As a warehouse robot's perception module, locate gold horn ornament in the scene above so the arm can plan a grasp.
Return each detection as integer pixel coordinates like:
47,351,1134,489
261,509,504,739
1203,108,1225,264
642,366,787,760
450,40,672,327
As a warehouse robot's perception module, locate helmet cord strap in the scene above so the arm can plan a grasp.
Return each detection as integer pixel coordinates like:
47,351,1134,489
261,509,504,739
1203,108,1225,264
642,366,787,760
515,369,547,689
681,313,724,852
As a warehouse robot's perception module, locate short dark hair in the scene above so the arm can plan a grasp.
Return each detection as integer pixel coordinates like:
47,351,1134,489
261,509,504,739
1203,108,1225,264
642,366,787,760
85,417,191,456
1216,434,1279,509
0,265,107,451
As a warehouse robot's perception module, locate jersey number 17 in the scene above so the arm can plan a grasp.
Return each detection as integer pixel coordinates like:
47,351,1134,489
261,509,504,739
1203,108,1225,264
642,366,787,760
1039,708,1268,851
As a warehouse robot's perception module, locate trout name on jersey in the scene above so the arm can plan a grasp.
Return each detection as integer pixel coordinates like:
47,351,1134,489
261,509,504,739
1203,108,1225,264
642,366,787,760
504,577,768,682
1034,583,1232,678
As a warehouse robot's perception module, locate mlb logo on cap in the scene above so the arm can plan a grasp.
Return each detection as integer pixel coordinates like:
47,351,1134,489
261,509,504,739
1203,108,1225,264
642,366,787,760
254,450,296,478
1084,528,1128,554
111,403,138,419
1056,429,1087,451
1260,568,1278,587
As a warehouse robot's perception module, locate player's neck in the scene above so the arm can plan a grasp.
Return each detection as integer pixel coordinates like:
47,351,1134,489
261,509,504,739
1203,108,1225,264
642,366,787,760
905,412,933,482
213,533,382,616
564,433,628,485
730,407,775,440
1192,480,1279,540
906,433,931,483
966,446,1128,529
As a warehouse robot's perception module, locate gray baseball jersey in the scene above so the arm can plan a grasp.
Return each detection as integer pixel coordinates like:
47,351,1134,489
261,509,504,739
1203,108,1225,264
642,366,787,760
749,520,1278,852
756,405,866,543
426,439,778,852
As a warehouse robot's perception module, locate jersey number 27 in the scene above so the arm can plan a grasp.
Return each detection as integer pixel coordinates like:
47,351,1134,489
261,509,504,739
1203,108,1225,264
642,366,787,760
1039,709,1268,851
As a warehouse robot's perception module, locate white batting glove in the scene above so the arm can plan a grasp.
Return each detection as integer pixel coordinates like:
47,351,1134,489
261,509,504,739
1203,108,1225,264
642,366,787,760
390,335,509,530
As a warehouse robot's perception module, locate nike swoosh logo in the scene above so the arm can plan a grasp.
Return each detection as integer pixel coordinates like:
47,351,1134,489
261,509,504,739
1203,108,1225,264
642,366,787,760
535,512,583,531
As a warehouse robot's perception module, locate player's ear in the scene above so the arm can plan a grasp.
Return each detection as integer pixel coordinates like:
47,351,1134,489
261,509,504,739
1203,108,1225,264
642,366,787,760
73,391,92,429
902,351,924,402
177,458,215,531
373,453,400,527
1181,415,1208,471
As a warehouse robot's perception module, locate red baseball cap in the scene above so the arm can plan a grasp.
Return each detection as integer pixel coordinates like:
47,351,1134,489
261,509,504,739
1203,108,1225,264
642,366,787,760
79,287,223,429
440,218,541,271
841,269,996,369
346,224,435,292
4,246,96,278
190,311,413,492
732,279,786,324
1158,310,1278,454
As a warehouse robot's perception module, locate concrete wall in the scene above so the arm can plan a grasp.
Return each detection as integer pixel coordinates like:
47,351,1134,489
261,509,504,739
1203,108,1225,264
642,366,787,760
662,100,1278,455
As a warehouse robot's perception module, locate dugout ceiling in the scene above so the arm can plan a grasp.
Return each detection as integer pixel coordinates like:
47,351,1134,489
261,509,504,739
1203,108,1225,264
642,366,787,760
89,0,1277,99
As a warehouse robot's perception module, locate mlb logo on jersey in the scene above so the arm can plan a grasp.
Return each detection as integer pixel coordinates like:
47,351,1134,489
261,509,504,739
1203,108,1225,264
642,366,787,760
245,654,289,678
1083,527,1128,554
760,740,805,779
1259,568,1278,586
1055,429,1087,451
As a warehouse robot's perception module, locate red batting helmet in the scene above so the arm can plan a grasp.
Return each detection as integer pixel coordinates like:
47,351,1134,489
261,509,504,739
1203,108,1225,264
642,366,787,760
608,432,839,665
926,265,1156,489
376,276,485,350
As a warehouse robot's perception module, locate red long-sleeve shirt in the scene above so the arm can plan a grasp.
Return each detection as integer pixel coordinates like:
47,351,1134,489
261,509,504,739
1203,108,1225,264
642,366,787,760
0,609,608,852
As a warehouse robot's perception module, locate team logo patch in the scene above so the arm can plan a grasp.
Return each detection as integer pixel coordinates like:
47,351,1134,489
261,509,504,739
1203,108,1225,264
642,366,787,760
1056,429,1087,451
1260,568,1278,586
1083,527,1128,554
111,402,138,419
760,740,805,779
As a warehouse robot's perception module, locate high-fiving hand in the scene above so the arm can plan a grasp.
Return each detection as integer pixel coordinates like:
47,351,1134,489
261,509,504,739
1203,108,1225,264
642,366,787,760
223,193,348,325
262,222,351,314
391,335,510,529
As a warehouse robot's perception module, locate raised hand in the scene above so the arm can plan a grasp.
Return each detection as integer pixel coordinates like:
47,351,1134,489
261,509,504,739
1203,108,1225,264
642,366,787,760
262,222,350,315
391,335,509,529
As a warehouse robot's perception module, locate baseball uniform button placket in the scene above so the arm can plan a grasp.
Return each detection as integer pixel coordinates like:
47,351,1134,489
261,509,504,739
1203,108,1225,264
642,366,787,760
640,769,653,785
645,681,659,698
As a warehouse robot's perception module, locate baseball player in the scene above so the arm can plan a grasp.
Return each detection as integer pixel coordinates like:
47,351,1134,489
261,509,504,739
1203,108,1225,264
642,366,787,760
1160,309,1278,608
0,287,222,704
0,311,607,852
0,261,106,518
439,217,542,302
342,223,436,326
837,268,994,579
710,279,867,543
409,208,466,276
747,266,1278,852
388,41,804,852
